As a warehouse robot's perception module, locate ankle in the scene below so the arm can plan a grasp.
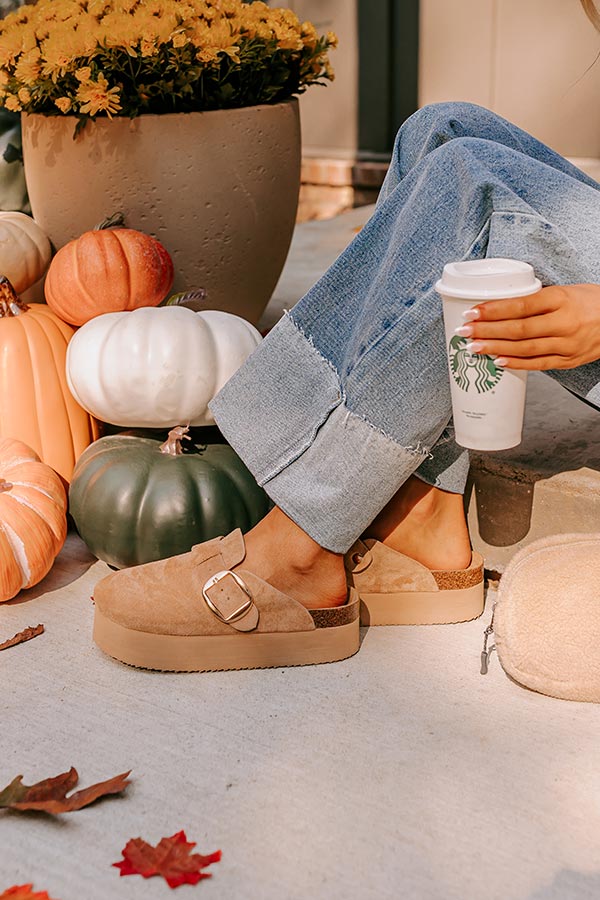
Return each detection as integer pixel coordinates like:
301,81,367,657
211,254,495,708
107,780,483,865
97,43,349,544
242,507,348,609
252,506,333,569
364,478,472,571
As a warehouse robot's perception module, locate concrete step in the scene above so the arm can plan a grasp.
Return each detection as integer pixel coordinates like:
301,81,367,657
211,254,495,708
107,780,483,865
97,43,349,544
262,205,600,569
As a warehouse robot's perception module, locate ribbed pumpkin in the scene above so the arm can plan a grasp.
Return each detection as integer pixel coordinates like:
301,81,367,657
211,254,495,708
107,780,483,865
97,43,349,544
69,426,271,569
0,211,51,294
0,278,99,482
0,438,67,603
44,216,174,326
66,306,262,428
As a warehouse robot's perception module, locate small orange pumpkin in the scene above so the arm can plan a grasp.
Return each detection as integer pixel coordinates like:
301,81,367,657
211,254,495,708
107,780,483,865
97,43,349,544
0,278,99,482
0,437,67,603
44,216,174,326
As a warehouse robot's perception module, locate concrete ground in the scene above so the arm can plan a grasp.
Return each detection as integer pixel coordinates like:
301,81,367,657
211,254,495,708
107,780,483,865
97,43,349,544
3,538,600,900
3,206,600,898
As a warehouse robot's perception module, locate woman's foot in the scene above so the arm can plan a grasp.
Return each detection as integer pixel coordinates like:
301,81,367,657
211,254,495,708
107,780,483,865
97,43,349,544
364,476,472,571
242,506,348,610
238,477,470,610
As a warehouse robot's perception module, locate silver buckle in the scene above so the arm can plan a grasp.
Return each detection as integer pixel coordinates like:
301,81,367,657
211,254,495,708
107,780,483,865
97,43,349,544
202,570,254,624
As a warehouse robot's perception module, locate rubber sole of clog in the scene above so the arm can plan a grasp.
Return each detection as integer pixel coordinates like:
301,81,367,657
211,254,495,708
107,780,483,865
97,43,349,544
359,580,485,626
93,605,360,672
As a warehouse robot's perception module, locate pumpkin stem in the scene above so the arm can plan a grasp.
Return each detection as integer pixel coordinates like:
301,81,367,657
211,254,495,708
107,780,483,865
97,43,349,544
95,212,126,231
0,480,13,493
0,277,28,318
160,425,191,457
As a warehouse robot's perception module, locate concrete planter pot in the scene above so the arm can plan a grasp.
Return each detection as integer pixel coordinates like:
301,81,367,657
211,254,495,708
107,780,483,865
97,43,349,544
22,99,301,325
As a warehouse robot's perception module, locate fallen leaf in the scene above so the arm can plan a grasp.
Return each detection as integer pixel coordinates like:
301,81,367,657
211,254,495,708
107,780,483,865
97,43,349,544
0,768,131,814
0,887,56,899
0,625,44,652
113,830,221,888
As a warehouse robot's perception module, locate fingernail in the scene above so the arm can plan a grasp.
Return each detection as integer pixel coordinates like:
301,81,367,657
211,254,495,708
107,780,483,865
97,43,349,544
495,357,508,367
466,341,484,353
462,308,480,322
454,325,473,337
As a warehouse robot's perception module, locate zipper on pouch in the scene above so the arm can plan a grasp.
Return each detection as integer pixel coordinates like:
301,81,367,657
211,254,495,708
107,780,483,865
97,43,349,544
480,607,496,675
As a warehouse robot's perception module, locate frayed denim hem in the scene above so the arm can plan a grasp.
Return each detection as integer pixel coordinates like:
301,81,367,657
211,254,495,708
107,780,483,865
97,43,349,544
210,314,431,553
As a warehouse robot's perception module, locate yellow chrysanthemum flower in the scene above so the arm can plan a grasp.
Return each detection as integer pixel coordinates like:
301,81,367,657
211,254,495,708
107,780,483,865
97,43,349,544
196,47,219,64
140,37,157,57
55,96,73,112
301,21,318,49
75,66,92,82
171,30,189,49
0,0,335,119
76,73,121,116
14,48,41,86
41,30,87,79
0,27,29,65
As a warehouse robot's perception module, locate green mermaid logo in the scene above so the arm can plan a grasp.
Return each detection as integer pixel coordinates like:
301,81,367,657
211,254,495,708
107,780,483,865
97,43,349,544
449,335,503,394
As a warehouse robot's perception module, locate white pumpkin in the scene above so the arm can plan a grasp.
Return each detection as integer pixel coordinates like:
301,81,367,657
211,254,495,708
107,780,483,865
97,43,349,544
0,211,52,294
66,306,262,427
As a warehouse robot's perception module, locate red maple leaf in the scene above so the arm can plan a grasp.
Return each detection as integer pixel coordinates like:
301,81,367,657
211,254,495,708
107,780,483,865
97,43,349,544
0,887,56,899
113,830,221,888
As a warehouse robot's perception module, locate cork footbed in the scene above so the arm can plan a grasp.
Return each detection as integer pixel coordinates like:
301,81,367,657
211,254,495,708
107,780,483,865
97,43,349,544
350,547,485,626
93,588,360,672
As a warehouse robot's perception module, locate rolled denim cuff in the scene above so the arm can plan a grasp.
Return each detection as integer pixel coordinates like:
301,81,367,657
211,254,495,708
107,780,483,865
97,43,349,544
209,314,430,553
415,425,470,494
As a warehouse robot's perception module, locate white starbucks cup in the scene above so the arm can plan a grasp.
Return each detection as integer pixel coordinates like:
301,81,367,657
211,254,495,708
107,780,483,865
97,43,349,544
435,258,542,451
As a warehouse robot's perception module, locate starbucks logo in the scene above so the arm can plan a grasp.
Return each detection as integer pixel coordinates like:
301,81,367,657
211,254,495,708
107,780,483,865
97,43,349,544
448,335,503,394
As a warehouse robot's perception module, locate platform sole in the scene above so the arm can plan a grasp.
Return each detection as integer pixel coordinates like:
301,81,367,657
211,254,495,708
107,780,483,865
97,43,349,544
93,609,360,672
359,580,485,626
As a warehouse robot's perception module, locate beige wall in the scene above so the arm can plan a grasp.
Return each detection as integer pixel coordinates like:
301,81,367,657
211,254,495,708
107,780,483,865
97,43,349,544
272,0,359,158
419,0,600,158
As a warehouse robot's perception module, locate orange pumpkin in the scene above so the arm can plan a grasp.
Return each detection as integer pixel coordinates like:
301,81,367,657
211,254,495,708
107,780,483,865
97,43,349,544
0,278,99,482
0,437,67,602
44,220,174,326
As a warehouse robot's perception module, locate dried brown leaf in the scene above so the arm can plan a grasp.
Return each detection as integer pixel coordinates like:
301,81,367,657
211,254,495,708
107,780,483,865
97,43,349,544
0,768,131,814
0,625,44,652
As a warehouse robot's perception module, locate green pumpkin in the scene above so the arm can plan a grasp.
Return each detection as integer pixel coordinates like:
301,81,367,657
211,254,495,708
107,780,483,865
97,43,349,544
69,427,271,569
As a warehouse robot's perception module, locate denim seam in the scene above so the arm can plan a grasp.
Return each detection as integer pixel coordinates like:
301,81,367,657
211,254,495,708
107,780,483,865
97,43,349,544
341,405,432,459
256,391,343,485
287,311,344,388
255,315,431,485
285,312,432,457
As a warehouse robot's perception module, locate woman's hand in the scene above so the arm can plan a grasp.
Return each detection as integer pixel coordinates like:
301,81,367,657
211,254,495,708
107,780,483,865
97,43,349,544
455,283,600,370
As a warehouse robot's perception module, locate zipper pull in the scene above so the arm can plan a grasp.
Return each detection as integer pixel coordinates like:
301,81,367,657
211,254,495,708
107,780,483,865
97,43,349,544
480,616,496,675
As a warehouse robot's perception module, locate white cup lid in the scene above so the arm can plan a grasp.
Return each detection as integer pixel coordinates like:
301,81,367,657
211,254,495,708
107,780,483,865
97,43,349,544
435,258,542,299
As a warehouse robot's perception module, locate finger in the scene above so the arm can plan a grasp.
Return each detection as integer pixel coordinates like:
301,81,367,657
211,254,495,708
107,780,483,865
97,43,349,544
494,355,573,371
466,337,571,359
458,310,570,341
466,288,561,322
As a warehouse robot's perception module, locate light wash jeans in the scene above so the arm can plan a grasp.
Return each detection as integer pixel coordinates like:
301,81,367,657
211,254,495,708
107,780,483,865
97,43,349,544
210,102,600,553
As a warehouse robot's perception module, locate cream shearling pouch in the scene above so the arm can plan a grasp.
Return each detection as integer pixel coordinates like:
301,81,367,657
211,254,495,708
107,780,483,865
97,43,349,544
482,533,600,702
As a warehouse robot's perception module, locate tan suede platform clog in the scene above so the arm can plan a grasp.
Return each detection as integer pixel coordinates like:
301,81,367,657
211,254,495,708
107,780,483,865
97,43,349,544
345,538,484,626
93,530,360,672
